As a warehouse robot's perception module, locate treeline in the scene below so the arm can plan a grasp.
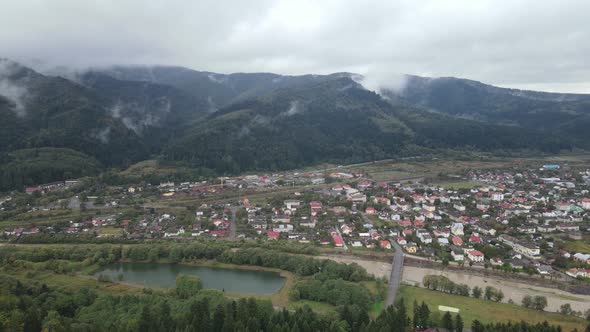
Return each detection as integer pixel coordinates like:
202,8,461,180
0,273,584,332
0,243,371,282
423,275,506,302
14,233,140,245
0,148,101,191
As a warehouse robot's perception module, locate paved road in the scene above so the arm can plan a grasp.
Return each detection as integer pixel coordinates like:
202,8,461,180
228,206,237,240
386,241,404,307
358,212,404,307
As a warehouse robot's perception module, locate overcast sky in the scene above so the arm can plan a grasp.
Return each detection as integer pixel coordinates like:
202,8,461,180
2,0,589,92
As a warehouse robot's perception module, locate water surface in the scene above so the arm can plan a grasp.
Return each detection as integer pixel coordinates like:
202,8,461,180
96,262,285,294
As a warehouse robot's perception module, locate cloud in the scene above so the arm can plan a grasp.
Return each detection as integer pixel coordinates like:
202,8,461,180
354,68,408,95
1,0,589,92
0,59,29,116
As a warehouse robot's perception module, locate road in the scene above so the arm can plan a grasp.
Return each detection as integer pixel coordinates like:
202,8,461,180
228,206,237,240
358,212,404,307
385,241,404,307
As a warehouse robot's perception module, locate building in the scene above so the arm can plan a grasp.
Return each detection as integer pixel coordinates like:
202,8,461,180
451,223,464,236
499,234,540,258
404,242,418,253
450,246,464,261
466,250,484,262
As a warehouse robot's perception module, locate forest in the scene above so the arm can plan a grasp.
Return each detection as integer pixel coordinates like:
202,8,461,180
0,243,588,331
0,273,585,332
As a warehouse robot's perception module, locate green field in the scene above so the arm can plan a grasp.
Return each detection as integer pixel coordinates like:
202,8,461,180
398,285,587,332
564,239,590,253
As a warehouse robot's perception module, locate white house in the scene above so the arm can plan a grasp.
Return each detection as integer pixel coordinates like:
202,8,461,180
467,250,484,262
451,223,464,236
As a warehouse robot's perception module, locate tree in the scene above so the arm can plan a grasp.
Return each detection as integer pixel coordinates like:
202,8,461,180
175,274,202,299
42,310,65,332
493,289,504,302
455,314,464,332
560,303,573,315
522,295,533,308
484,286,494,300
532,296,548,311
441,311,454,331
471,286,482,299
472,320,485,332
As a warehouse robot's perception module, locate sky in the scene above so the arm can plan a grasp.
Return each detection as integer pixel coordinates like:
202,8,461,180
1,0,590,93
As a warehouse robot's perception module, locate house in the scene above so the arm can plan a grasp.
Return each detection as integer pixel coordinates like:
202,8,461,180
271,215,291,224
450,246,464,261
451,223,464,236
380,240,392,249
537,224,556,233
573,253,590,265
582,198,590,210
453,203,466,212
283,199,301,210
404,242,418,253
273,224,294,233
437,237,449,246
469,234,482,244
332,206,347,214
490,257,503,266
267,231,280,240
348,192,367,203
451,236,464,246
557,223,580,232
332,235,345,247
413,219,425,228
466,250,485,262
422,203,436,212
417,230,432,244
310,201,323,213
299,217,317,228
365,207,377,214
209,230,228,237
395,236,407,245
566,268,590,278
517,225,536,234
491,192,504,201
537,265,553,275
433,229,450,238
340,224,353,235
358,181,373,190
498,234,540,258
373,197,391,206
398,219,412,228
473,225,496,236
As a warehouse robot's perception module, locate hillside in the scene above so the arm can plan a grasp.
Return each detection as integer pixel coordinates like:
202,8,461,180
0,59,589,189
382,75,590,143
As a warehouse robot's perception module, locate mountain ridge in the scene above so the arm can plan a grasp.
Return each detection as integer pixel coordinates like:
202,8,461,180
0,59,587,190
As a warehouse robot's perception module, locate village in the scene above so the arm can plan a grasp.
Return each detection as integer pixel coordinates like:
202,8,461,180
2,161,590,284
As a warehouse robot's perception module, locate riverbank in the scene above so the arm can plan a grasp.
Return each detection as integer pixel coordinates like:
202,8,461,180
319,253,590,313
399,285,588,332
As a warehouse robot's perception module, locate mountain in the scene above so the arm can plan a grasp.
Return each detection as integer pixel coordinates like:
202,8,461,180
382,75,590,143
0,59,588,190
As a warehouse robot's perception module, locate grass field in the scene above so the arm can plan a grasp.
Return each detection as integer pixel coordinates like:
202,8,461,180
564,239,590,253
398,285,587,332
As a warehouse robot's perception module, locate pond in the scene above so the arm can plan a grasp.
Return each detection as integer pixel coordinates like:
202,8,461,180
95,262,285,295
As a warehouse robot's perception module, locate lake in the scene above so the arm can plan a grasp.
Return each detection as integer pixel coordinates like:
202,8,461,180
96,262,285,295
